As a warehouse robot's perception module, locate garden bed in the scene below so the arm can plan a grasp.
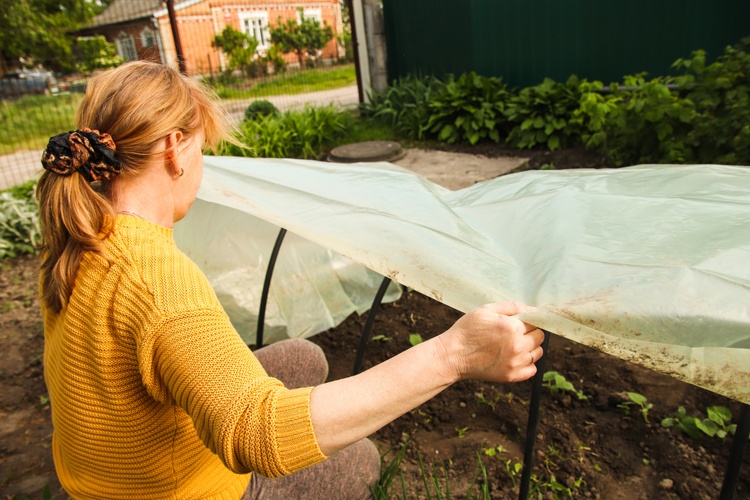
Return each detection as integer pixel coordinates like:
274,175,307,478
1,145,748,499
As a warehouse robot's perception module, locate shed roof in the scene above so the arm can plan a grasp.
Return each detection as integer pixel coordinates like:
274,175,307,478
86,0,202,27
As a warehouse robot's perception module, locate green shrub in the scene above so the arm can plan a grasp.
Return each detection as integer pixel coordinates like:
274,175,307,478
591,74,696,166
222,104,351,159
674,38,750,165
0,180,40,259
244,100,280,121
425,72,511,145
505,76,584,151
361,74,445,140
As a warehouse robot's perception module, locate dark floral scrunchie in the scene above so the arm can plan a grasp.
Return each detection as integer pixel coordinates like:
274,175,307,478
41,128,122,182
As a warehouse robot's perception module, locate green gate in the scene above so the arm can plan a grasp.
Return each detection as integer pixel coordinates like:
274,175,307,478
382,0,750,87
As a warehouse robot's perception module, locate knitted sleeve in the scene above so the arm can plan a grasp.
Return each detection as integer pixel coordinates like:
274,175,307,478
137,307,327,477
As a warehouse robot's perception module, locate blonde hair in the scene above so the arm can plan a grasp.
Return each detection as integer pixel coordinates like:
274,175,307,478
37,61,231,313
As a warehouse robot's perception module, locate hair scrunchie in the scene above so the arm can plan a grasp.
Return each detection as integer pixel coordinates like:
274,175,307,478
41,128,122,183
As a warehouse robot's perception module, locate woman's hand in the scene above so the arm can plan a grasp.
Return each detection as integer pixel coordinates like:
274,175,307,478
310,300,543,455
435,301,544,384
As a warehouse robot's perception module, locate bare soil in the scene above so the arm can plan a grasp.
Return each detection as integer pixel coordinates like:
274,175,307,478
1,147,748,499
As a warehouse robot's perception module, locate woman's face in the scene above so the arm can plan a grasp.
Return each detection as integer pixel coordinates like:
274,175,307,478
173,129,205,222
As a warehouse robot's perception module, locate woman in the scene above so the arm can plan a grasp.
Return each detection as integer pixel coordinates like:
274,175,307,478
38,61,544,499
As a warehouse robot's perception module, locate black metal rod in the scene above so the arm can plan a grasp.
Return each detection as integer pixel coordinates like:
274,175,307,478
352,276,392,375
719,403,750,500
518,329,552,500
166,0,187,74
256,228,287,349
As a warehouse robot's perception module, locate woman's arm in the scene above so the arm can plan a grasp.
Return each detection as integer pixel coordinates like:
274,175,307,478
309,301,544,455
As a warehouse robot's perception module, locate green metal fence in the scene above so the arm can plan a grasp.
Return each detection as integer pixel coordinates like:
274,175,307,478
382,0,750,87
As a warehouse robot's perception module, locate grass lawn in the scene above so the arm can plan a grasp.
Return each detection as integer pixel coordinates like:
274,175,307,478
0,93,83,156
0,64,357,156
208,64,357,100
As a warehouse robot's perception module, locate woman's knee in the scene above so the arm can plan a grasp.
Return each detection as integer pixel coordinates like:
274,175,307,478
254,338,329,388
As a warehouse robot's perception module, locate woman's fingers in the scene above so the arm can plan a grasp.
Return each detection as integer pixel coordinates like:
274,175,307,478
529,345,544,365
481,301,534,317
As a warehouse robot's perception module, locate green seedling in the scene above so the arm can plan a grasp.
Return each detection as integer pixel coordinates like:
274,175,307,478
409,333,424,346
418,409,432,425
371,334,391,343
617,392,653,423
504,459,523,488
483,444,509,458
455,426,469,438
475,390,501,410
543,371,588,400
662,405,738,439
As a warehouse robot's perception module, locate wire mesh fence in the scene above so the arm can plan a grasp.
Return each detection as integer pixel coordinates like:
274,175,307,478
0,0,358,190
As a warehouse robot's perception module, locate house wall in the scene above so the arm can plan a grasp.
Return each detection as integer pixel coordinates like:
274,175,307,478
159,0,343,75
97,20,165,66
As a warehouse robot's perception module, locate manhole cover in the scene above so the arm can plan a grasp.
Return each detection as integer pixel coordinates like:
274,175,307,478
328,141,405,163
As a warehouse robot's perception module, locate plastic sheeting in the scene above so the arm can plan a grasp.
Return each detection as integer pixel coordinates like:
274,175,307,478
174,157,750,404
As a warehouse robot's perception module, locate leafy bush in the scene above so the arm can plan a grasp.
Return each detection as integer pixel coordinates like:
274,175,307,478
361,74,445,140
221,105,351,159
211,26,260,77
674,38,750,165
505,76,583,150
589,74,697,166
269,10,334,68
0,180,40,259
74,35,124,74
244,99,280,121
425,72,511,145
262,45,287,75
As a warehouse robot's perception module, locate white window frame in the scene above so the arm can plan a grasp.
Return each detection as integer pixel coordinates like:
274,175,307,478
239,11,270,50
141,27,156,48
115,33,138,61
297,7,323,25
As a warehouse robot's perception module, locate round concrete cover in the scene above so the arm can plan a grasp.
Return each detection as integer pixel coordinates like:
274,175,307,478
328,141,405,163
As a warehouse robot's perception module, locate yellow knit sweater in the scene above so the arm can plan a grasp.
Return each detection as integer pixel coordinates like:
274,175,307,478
43,215,326,499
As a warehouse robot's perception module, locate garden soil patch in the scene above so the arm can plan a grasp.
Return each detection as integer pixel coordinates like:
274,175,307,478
1,147,748,499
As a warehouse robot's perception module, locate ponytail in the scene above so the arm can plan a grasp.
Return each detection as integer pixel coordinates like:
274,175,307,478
37,61,230,314
37,171,114,313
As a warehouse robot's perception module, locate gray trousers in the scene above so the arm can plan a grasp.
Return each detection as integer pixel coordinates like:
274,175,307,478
242,339,381,499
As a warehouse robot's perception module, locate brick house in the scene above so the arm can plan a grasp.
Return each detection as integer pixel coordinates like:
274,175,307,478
78,0,344,75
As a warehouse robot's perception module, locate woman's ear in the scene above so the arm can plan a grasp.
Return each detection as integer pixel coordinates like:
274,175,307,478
164,130,185,177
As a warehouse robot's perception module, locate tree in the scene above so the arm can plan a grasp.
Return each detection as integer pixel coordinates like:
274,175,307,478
75,36,124,74
0,0,113,72
211,26,260,76
269,10,334,68
337,0,354,62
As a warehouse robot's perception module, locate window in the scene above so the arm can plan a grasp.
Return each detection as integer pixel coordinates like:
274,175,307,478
297,7,323,25
239,11,270,50
116,33,138,61
141,28,156,48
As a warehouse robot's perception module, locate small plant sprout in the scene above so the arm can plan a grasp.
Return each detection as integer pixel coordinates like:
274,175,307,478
455,426,469,439
542,371,588,400
483,444,509,457
701,406,737,439
370,334,391,343
409,333,424,346
475,390,502,410
618,392,653,423
662,405,737,439
504,459,523,488
418,409,432,425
